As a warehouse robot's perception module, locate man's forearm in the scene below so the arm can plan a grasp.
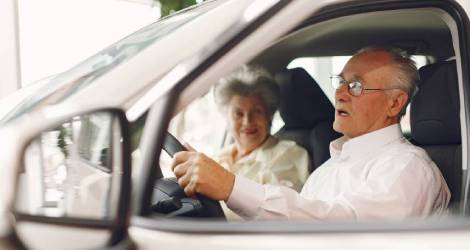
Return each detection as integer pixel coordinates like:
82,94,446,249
226,175,356,220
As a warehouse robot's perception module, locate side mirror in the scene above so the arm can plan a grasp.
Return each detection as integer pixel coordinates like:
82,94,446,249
12,109,132,249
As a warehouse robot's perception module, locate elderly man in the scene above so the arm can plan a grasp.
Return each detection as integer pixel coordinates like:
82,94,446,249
172,47,450,220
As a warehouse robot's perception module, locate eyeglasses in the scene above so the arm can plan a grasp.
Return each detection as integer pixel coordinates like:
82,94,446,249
330,75,400,97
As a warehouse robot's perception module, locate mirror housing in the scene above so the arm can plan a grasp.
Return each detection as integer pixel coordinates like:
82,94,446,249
10,109,132,249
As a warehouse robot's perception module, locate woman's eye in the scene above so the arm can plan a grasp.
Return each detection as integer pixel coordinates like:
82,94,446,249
254,109,264,115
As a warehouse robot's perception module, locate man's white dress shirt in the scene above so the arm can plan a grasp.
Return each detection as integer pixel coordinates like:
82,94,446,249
226,124,450,221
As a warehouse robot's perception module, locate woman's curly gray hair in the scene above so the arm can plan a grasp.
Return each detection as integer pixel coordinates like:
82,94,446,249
214,65,280,121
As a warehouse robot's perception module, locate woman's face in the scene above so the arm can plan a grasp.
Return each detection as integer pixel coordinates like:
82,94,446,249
227,95,270,154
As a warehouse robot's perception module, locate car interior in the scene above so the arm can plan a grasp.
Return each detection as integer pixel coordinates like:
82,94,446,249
146,6,466,220
253,7,463,212
411,60,461,207
274,67,341,173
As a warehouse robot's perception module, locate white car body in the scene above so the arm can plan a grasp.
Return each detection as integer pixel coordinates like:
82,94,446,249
2,0,470,249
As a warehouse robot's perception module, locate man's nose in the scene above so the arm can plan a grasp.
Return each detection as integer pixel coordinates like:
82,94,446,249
335,84,350,103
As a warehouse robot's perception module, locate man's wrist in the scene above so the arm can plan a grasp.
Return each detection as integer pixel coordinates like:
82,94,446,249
225,175,265,219
223,171,235,202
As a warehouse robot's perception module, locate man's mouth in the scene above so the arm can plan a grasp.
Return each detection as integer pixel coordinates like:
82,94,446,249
336,109,350,117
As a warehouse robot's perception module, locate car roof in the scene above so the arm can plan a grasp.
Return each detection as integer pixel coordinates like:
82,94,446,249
254,7,453,72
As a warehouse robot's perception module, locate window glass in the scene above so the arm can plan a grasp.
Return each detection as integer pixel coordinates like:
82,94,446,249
0,0,224,124
158,90,226,177
168,90,226,157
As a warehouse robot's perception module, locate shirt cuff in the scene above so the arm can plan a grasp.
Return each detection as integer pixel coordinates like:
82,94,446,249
226,174,265,219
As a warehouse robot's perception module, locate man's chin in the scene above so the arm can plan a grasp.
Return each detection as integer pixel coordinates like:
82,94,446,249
332,121,344,133
333,122,351,136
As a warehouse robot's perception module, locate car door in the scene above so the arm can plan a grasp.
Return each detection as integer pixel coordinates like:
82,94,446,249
129,0,470,249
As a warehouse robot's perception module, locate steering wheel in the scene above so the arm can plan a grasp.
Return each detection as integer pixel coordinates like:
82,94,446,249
151,132,225,219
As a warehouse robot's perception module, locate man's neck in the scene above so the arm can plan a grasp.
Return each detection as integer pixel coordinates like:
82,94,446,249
345,120,399,140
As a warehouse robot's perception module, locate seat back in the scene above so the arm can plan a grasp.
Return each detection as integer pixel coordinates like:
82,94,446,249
410,60,461,205
275,68,341,172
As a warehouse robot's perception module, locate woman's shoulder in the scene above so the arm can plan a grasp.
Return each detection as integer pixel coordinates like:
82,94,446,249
216,144,235,163
264,136,308,155
259,137,310,174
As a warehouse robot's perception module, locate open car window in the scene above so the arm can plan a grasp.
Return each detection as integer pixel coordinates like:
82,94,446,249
138,2,468,228
0,0,225,125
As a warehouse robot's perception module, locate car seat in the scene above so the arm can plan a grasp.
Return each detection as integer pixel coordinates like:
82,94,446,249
410,60,462,206
275,67,341,173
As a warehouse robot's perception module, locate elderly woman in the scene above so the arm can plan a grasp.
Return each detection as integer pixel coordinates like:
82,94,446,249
214,65,309,192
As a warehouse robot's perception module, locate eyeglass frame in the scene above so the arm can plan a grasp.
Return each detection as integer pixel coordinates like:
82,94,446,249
330,75,402,96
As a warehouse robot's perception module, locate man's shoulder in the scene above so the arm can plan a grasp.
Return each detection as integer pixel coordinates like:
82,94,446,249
383,137,430,158
376,137,436,171
371,138,437,172
364,139,442,187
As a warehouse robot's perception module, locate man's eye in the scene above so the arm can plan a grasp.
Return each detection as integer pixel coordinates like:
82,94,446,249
350,82,362,90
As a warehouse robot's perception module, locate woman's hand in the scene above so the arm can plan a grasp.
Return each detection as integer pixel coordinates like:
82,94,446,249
171,144,235,201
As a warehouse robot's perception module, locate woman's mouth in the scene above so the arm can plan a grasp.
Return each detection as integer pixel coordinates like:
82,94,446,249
242,128,258,135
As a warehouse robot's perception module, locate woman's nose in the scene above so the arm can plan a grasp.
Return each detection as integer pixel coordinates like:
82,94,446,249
242,113,253,124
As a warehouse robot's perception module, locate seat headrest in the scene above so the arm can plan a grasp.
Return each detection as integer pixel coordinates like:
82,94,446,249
411,60,461,145
275,68,335,129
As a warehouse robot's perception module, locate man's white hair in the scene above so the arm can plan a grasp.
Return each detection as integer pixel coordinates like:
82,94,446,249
356,46,420,117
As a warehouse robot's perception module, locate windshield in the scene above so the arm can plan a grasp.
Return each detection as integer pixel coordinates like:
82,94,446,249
0,0,224,125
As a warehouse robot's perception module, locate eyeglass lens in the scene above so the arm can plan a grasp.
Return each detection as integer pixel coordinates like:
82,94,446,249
331,76,363,96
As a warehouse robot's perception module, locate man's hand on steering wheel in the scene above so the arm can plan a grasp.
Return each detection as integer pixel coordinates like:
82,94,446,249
171,144,235,202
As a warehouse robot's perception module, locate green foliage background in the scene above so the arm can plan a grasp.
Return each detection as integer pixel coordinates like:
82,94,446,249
157,0,203,17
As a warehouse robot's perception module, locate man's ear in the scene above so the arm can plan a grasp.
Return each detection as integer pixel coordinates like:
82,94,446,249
387,90,408,117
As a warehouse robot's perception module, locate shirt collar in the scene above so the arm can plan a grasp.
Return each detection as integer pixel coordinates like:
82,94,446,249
330,124,404,160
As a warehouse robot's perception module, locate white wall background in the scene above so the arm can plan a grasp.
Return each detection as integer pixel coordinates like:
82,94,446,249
18,0,160,86
0,0,21,99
